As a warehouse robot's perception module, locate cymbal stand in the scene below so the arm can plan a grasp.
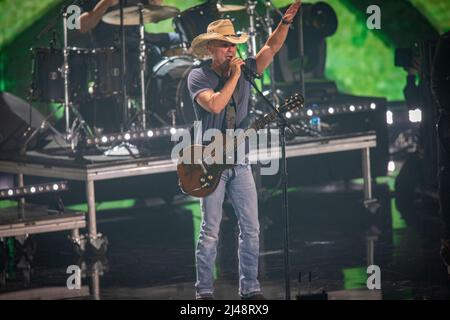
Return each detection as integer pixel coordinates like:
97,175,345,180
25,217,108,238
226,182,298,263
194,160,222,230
134,3,147,130
62,11,71,137
119,0,129,129
246,0,258,57
138,2,147,130
62,10,93,153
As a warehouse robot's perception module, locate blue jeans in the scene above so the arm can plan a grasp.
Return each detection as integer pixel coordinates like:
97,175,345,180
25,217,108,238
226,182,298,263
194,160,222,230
195,165,261,297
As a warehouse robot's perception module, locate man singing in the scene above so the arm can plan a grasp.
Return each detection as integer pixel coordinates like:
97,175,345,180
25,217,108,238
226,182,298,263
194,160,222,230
187,1,302,300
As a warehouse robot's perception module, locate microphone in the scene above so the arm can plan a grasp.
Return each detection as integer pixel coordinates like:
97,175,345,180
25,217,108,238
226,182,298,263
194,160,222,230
241,64,261,79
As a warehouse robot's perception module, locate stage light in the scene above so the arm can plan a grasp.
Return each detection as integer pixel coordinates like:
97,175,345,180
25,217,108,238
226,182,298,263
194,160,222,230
370,103,376,110
85,126,192,147
0,181,68,200
285,112,292,119
408,108,422,123
328,107,335,114
307,109,313,116
386,111,393,125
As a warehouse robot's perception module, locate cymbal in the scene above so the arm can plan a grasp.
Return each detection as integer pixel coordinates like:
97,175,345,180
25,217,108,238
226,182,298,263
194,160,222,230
102,5,180,26
217,4,246,13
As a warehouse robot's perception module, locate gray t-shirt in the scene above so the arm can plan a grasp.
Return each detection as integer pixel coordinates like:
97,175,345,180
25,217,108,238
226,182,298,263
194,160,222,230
187,57,257,134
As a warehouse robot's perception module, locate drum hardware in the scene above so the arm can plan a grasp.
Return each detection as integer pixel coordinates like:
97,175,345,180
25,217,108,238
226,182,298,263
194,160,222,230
119,0,129,131
101,4,180,26
62,10,95,151
246,0,259,57
216,3,246,13
62,10,71,135
169,109,177,128
125,3,169,130
138,3,147,130
261,0,286,107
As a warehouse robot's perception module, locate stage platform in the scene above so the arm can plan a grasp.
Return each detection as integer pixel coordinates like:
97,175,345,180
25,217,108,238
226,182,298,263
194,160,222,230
0,131,377,253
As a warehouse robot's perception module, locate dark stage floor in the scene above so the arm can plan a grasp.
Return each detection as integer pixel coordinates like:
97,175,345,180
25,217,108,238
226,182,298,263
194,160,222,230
0,178,449,300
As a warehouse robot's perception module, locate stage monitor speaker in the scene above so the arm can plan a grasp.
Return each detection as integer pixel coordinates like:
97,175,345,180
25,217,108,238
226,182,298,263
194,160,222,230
0,91,47,154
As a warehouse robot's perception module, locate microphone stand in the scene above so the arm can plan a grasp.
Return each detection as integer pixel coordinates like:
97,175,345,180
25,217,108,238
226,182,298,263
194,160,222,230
243,69,295,300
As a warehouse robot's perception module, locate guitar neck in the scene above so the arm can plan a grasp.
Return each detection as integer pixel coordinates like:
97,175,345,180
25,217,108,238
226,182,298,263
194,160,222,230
223,105,285,157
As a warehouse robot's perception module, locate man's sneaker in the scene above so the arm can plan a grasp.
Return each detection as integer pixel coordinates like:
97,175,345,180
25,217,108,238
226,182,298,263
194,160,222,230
241,292,267,300
196,293,214,300
440,239,450,275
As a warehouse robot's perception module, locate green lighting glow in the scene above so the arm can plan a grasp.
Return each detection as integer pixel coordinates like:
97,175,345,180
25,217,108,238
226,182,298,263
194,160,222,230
0,200,18,209
0,1,448,118
342,266,367,290
410,0,450,33
66,198,137,212
0,0,60,48
391,198,407,230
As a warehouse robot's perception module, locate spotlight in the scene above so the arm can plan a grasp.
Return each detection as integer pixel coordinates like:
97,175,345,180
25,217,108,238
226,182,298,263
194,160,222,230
349,105,356,112
386,111,393,125
147,130,154,137
408,108,422,123
285,112,292,119
370,103,376,110
307,109,313,116
328,107,334,114
388,161,396,172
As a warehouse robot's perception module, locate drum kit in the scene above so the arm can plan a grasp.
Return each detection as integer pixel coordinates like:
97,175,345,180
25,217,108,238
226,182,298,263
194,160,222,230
29,1,287,151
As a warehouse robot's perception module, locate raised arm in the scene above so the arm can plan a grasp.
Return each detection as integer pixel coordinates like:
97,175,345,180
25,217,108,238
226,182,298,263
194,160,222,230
255,1,301,74
79,0,118,33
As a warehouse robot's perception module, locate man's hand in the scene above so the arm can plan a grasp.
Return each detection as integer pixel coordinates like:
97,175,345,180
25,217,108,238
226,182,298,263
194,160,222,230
283,0,301,24
229,57,245,78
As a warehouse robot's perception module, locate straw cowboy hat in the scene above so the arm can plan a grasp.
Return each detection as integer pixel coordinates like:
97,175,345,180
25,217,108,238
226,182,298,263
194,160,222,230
190,19,248,57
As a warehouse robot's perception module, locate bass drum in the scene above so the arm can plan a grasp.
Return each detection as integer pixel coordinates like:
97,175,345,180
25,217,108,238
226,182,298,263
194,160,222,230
147,56,201,126
173,2,220,45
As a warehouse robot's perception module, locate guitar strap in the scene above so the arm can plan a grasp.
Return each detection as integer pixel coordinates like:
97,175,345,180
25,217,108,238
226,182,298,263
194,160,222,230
216,75,238,131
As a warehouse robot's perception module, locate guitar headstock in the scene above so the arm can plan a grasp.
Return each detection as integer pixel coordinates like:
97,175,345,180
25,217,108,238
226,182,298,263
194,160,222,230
280,93,304,113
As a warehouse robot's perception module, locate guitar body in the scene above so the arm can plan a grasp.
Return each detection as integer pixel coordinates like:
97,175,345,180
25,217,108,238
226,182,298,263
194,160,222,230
177,144,233,197
176,93,304,197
